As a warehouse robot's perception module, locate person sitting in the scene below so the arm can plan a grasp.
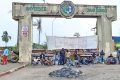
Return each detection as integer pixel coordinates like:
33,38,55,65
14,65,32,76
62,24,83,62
32,57,39,65
44,57,53,66
66,58,73,67
94,53,100,64
82,57,89,65
106,54,117,65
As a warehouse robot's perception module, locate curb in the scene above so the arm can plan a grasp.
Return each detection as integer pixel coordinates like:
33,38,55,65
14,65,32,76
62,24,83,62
0,63,29,77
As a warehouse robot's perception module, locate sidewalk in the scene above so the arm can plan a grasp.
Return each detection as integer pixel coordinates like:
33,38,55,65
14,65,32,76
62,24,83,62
0,62,29,77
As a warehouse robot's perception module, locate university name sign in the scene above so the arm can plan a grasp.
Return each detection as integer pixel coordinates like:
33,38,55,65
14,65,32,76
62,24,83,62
25,5,47,12
87,7,107,13
12,1,116,20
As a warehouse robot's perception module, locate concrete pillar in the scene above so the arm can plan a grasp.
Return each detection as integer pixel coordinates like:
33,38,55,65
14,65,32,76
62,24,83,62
96,17,103,52
97,15,112,57
18,14,32,63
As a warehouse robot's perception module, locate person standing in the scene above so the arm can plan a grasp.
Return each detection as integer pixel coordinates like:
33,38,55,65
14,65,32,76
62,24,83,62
100,50,105,63
65,50,71,62
117,48,120,64
59,48,66,65
2,48,9,65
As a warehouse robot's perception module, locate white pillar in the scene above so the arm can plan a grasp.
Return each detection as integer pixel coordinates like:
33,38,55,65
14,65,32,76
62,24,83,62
97,15,112,57
18,14,32,63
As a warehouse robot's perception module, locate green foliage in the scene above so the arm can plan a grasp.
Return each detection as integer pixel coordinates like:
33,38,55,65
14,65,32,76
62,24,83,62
42,42,47,49
32,42,47,49
1,31,11,46
73,32,80,37
11,46,18,51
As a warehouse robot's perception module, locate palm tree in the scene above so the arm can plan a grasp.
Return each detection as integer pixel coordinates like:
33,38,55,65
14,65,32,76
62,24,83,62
33,18,42,45
73,32,80,37
37,18,42,45
1,31,11,47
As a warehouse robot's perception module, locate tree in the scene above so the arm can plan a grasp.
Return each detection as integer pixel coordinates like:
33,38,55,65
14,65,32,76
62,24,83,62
32,42,47,49
37,18,42,45
33,18,42,45
1,31,11,47
41,42,47,49
73,32,80,37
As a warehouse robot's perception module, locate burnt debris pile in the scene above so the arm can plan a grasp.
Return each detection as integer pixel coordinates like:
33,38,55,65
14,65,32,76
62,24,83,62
49,67,82,78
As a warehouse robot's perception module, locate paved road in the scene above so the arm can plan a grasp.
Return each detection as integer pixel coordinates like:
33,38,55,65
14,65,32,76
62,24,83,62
0,63,27,73
1,64,120,80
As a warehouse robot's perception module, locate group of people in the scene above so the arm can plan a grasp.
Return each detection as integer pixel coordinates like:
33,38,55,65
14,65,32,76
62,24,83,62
32,48,81,67
51,48,120,66
32,47,120,66
52,48,94,67
2,47,120,66
0,48,17,65
52,48,80,67
94,48,120,65
32,52,53,65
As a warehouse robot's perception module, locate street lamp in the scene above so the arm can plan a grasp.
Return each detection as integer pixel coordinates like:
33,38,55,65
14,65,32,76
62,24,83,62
91,27,96,35
52,18,56,36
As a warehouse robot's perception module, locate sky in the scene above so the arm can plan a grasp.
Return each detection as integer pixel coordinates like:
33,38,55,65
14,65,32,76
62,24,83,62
0,0,120,47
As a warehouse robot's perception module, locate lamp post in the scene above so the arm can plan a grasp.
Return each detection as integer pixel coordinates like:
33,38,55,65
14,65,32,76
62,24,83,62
91,27,96,35
52,18,56,36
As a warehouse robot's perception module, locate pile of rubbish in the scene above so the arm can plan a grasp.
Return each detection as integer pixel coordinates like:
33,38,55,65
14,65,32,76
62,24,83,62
49,67,82,78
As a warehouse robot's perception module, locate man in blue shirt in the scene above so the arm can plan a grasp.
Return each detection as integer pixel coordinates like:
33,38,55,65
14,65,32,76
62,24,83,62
59,48,66,65
100,50,105,63
2,48,9,65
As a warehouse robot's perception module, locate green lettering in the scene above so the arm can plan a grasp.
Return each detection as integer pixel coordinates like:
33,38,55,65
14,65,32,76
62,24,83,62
30,7,33,11
26,6,47,12
87,7,107,13
26,7,32,11
33,7,37,11
87,8,95,12
96,8,107,13
96,8,101,12
44,7,47,11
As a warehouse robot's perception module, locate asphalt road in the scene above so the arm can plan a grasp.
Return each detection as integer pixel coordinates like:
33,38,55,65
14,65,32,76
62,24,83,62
1,64,120,80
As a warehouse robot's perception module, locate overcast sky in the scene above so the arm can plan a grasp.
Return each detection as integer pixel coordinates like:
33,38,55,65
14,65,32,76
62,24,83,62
0,0,120,46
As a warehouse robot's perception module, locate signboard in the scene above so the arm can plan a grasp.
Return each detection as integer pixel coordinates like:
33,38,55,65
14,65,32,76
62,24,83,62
22,25,28,37
59,1,76,18
47,35,98,50
12,1,116,20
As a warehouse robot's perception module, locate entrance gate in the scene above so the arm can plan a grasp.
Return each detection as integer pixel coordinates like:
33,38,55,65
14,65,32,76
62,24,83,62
12,1,117,63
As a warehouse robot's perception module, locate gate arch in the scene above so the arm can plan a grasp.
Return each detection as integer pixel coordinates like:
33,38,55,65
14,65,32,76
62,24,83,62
12,1,117,62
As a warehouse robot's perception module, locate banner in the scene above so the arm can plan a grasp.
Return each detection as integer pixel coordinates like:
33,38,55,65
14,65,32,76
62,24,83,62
46,35,98,50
